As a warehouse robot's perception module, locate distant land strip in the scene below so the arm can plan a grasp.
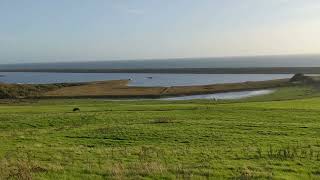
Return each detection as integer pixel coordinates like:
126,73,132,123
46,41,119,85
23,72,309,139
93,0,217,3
1,67,320,74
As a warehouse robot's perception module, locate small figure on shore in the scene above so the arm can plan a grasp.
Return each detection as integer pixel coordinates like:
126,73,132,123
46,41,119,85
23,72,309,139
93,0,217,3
73,108,80,112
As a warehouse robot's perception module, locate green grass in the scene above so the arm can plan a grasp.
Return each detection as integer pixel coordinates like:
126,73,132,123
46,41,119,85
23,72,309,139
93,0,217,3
1,86,320,179
0,83,84,99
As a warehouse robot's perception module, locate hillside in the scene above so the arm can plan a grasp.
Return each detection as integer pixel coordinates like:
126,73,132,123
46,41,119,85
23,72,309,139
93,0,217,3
1,89,320,179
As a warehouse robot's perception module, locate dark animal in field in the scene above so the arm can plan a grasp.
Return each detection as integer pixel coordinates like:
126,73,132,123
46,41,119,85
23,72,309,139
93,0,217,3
73,108,80,112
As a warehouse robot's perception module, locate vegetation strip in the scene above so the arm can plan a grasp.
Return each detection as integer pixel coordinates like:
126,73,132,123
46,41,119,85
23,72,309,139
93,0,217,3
0,78,293,99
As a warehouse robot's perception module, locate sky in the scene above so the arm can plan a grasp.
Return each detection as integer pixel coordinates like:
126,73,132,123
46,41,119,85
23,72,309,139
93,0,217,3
0,0,320,64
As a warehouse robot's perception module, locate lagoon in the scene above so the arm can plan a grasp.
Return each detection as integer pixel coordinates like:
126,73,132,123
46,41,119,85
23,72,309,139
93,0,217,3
0,72,291,87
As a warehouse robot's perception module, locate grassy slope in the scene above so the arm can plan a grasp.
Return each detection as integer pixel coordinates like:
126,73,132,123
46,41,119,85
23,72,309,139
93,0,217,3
1,86,320,179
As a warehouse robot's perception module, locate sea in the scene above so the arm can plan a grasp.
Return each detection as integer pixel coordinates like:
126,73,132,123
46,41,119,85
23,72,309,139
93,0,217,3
0,54,318,85
0,54,320,70
0,72,291,86
0,55,318,100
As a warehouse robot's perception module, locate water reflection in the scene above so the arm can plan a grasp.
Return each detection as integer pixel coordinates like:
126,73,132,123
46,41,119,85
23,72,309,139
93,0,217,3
162,90,274,100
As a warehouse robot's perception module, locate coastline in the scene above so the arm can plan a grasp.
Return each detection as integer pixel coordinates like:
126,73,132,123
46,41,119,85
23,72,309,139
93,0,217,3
3,78,291,99
1,74,318,100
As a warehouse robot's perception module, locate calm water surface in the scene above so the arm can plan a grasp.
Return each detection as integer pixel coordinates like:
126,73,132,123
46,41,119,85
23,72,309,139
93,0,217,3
162,90,274,100
1,55,320,69
0,72,292,87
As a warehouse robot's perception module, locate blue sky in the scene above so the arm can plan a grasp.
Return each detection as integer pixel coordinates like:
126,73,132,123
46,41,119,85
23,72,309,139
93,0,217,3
0,0,320,63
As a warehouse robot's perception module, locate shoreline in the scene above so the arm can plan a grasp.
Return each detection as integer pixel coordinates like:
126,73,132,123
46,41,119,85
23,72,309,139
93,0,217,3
0,78,291,99
1,74,316,100
40,78,291,99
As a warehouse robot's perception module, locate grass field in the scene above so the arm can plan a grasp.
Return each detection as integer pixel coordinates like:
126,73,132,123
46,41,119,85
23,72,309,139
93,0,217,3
1,86,320,179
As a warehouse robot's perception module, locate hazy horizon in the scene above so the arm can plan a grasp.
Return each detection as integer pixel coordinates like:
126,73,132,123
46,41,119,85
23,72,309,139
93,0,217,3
1,54,320,69
0,53,318,65
1,1,320,64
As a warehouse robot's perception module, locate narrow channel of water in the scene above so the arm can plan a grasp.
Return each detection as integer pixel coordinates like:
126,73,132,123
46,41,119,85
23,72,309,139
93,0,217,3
104,89,274,101
161,89,274,100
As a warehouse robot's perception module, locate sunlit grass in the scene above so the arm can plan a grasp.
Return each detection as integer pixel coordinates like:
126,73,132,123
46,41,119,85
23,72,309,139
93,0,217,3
0,86,320,179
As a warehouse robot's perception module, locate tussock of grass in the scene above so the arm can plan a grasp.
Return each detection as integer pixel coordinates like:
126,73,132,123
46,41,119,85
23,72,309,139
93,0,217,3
0,159,47,180
151,117,174,124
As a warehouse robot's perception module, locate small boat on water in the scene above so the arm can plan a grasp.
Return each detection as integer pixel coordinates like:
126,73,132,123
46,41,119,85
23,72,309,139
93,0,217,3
146,77,153,79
